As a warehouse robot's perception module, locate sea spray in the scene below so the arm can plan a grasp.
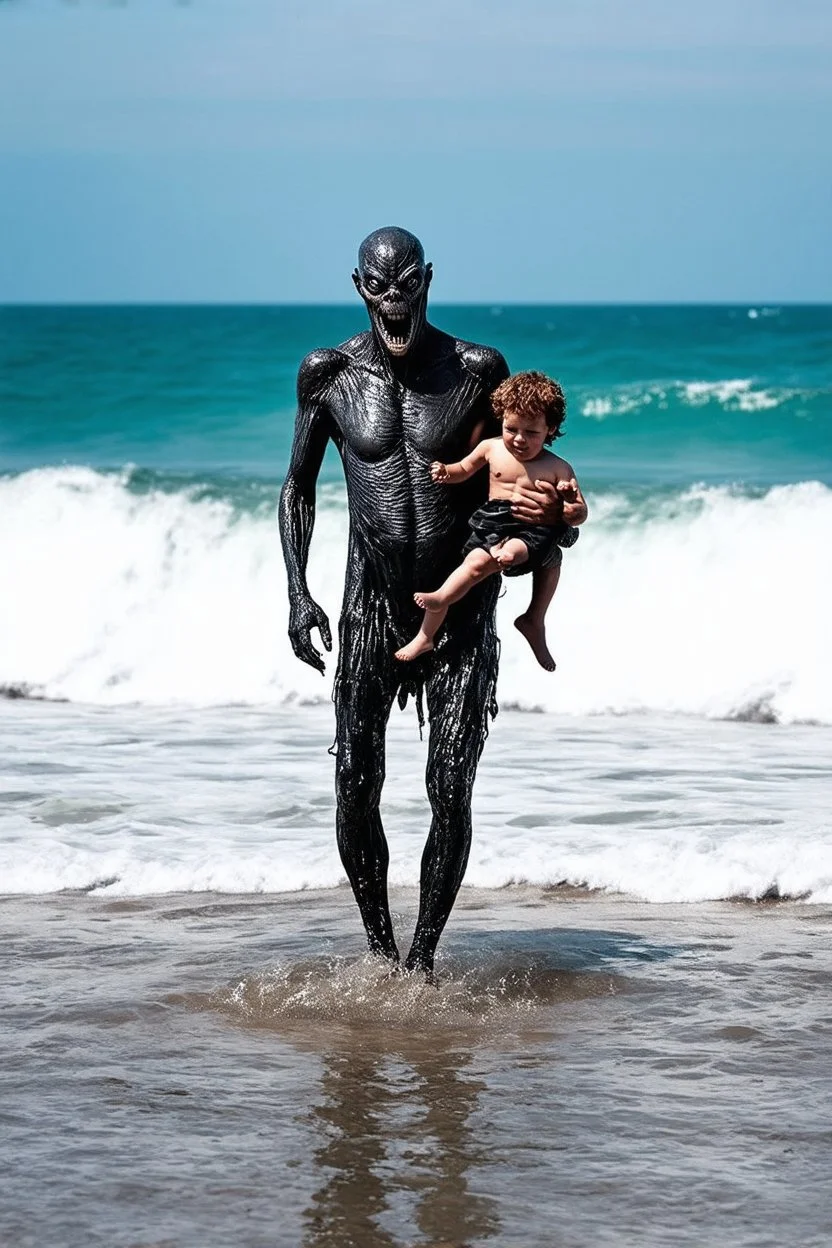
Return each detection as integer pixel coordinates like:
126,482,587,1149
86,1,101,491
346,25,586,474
2,466,830,723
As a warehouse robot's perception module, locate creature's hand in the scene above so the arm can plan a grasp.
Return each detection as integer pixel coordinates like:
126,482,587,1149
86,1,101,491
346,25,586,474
430,462,449,483
288,595,332,674
556,477,579,503
510,479,563,526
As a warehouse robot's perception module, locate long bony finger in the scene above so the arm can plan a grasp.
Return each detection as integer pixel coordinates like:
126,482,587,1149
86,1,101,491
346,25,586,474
291,633,325,674
317,618,333,651
301,641,326,674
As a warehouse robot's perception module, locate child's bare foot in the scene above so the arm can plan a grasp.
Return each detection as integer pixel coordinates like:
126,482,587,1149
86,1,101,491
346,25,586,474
395,632,434,662
514,613,556,672
495,548,517,566
413,590,443,612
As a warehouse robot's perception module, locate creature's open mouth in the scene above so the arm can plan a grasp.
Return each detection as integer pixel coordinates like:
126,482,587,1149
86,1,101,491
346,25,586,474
376,306,414,354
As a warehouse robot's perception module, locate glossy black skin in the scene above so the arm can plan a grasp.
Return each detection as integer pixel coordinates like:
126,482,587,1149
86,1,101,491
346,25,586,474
279,227,509,974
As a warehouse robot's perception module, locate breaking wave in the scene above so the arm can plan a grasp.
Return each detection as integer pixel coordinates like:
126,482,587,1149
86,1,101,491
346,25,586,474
1,465,830,723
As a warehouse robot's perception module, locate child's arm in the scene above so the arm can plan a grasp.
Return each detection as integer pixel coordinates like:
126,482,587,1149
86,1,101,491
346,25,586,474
556,471,588,526
541,457,588,526
431,440,491,484
514,457,588,527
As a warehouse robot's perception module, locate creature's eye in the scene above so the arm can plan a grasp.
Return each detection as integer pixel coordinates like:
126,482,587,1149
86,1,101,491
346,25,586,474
405,274,421,292
364,276,382,294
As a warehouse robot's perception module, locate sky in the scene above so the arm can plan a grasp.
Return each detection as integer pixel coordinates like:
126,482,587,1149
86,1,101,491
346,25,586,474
0,0,830,303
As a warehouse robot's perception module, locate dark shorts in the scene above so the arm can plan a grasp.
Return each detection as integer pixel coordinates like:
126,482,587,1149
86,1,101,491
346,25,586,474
461,500,573,578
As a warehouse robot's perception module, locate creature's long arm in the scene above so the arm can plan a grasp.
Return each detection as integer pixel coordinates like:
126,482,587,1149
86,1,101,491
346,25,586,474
278,351,338,672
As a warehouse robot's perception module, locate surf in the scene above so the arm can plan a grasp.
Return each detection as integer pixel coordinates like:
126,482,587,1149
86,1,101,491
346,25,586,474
1,464,830,724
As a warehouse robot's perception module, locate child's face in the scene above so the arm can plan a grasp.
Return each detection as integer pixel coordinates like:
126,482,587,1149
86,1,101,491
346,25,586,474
501,410,551,460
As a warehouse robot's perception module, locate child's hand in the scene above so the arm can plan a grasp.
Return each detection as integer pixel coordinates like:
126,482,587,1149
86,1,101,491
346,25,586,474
558,477,587,525
430,462,449,483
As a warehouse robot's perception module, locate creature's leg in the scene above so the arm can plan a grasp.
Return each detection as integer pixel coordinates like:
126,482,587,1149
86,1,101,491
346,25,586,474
334,622,400,962
515,564,560,672
404,611,499,975
397,551,497,662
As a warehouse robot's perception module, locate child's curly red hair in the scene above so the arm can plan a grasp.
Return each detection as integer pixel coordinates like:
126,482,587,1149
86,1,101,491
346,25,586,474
491,371,566,445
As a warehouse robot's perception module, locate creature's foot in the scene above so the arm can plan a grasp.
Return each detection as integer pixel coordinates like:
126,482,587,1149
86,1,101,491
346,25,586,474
395,632,435,662
514,613,556,672
413,590,444,612
367,937,400,965
377,959,407,983
402,953,438,987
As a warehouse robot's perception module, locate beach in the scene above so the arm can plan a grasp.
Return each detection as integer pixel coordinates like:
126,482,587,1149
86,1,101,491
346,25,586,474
2,303,832,1245
3,882,832,1247
2,700,832,1245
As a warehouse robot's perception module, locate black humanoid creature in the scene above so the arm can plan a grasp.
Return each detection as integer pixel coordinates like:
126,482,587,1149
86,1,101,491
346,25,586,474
280,227,567,975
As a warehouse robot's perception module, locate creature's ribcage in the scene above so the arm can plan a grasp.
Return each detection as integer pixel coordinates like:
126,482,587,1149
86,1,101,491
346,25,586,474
341,443,481,592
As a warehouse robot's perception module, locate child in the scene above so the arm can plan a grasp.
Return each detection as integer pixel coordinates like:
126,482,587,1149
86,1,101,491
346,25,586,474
395,370,587,670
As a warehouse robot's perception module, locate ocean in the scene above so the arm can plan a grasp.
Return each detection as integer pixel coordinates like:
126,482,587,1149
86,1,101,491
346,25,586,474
2,304,831,1247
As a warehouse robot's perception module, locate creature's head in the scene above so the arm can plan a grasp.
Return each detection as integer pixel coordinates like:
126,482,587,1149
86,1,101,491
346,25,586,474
352,227,433,357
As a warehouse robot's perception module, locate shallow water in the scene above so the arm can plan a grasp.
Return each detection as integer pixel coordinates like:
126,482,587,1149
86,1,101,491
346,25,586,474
3,702,831,903
4,303,832,1244
3,888,832,1247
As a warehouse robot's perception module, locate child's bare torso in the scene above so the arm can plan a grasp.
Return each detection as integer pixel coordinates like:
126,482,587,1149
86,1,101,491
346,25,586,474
483,438,572,502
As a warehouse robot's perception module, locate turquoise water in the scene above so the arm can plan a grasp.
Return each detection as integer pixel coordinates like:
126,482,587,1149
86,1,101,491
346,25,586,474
1,304,830,720
2,304,830,489
3,307,832,1248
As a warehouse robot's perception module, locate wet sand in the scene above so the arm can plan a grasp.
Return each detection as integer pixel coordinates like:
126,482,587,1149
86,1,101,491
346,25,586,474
2,886,832,1247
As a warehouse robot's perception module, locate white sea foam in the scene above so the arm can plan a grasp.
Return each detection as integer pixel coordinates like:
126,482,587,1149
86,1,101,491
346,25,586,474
2,702,830,902
499,479,832,724
1,466,831,723
580,397,614,419
581,378,785,419
580,392,649,419
682,379,781,411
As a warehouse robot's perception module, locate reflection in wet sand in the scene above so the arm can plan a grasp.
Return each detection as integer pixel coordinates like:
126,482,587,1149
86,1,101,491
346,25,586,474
304,1041,498,1248
6,892,832,1246
205,943,634,1248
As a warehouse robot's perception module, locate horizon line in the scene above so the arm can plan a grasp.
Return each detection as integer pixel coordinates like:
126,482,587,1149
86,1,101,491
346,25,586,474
2,299,829,310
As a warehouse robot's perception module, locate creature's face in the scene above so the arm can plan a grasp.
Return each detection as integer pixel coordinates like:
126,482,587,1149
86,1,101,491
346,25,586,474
501,411,551,462
353,232,432,358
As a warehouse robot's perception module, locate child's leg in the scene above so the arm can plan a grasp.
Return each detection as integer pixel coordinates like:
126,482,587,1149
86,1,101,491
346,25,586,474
514,564,560,672
413,547,498,614
490,537,530,569
395,549,497,661
394,601,448,662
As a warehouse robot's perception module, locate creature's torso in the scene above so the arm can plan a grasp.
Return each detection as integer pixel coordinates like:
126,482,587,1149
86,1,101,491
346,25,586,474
320,332,499,590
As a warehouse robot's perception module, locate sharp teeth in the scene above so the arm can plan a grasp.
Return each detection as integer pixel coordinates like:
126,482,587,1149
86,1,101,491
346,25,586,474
377,312,410,350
